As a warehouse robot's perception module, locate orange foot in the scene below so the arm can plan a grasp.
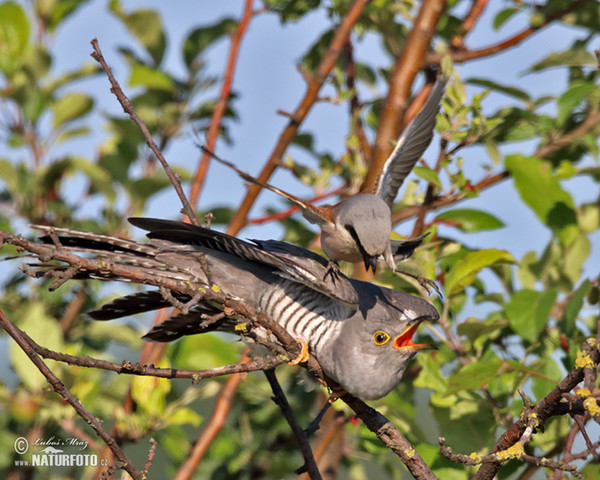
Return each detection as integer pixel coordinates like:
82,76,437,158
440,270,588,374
327,387,348,403
287,338,309,365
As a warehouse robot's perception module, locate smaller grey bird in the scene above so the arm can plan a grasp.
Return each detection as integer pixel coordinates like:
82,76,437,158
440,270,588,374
207,76,445,279
27,218,439,400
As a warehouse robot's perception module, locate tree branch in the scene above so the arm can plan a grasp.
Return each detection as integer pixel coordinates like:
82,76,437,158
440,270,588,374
0,308,145,480
89,38,199,225
226,0,372,236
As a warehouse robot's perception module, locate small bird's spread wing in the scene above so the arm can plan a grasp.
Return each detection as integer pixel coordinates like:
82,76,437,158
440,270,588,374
202,146,333,226
374,76,446,209
129,218,359,307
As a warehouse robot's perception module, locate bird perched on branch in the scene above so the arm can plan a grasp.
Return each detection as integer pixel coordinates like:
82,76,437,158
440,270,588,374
22,218,439,400
206,75,446,285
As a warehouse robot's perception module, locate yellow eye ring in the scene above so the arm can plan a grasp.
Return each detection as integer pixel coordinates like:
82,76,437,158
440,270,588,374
373,331,390,346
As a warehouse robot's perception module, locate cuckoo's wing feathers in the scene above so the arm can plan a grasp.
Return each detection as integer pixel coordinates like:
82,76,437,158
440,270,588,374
205,148,332,226
129,218,359,307
374,77,446,208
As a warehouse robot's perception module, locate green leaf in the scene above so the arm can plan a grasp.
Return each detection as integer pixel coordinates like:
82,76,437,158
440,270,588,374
0,2,30,75
563,281,590,335
52,93,94,128
557,81,597,126
435,208,504,233
129,64,174,91
109,0,166,65
564,232,591,286
493,7,518,30
445,249,515,296
505,154,576,243
38,0,91,33
9,303,64,391
171,333,239,371
413,166,442,188
527,49,596,73
131,364,171,416
183,18,238,70
446,358,504,394
504,289,557,343
467,78,530,102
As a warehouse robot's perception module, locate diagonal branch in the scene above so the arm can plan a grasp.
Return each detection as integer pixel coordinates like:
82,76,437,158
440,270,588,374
226,0,373,236
472,339,600,480
0,308,145,480
428,0,592,65
90,38,199,225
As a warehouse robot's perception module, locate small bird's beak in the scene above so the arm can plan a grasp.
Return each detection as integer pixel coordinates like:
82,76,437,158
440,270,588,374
393,321,437,351
363,255,378,273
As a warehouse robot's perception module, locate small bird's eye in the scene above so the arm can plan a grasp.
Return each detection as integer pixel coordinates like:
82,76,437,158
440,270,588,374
373,331,390,345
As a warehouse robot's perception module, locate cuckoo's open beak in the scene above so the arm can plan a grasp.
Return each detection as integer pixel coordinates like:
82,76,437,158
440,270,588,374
393,321,437,351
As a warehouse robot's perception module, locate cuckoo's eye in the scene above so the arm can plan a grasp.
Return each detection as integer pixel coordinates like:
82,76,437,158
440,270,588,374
373,331,390,346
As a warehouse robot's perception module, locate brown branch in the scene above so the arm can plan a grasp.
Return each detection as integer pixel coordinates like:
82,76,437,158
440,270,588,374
450,0,488,50
364,0,445,192
0,308,145,480
264,369,322,480
89,38,199,225
226,0,373,236
429,0,592,65
17,326,284,379
173,351,252,480
473,339,600,480
189,0,255,209
247,184,347,225
341,394,440,480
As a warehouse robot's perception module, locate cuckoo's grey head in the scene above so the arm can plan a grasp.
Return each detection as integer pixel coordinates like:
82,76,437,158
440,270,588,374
324,284,438,400
333,194,392,271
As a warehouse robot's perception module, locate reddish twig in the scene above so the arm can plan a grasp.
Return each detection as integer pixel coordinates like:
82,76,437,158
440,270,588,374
226,0,373,236
247,184,347,225
450,0,488,50
89,38,199,225
429,0,592,64
189,0,255,209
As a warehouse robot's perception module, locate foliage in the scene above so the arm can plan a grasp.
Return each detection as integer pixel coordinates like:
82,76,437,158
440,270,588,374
0,1,599,479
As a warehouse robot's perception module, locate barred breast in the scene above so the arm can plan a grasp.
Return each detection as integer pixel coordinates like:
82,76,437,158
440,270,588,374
258,279,353,357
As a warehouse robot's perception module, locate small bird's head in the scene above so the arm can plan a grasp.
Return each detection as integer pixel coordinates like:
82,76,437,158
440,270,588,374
324,285,439,400
334,194,392,271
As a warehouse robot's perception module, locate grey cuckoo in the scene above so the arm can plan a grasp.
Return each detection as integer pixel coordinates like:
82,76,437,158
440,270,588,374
207,76,446,278
30,218,439,400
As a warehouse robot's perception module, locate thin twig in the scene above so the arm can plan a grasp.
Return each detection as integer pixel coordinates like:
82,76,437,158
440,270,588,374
428,0,591,64
226,0,372,236
89,38,199,225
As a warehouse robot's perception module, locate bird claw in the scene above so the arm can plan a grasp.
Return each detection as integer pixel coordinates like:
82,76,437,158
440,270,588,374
323,260,342,284
287,338,309,365
394,269,441,296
